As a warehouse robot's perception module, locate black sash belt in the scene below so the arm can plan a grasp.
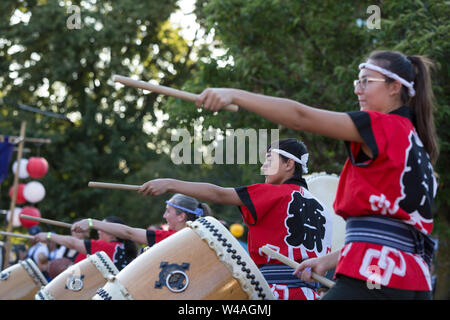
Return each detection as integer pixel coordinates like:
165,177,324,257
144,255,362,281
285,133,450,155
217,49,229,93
260,264,320,290
345,215,435,267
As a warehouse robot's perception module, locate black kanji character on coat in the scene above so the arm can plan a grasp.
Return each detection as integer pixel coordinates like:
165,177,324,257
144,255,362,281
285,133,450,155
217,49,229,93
285,191,326,252
399,132,437,220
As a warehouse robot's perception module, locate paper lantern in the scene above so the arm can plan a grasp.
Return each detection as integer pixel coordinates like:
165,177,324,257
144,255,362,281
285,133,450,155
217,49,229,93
19,206,41,228
9,183,26,204
23,181,46,203
6,207,22,227
230,223,244,238
12,159,29,179
26,157,49,179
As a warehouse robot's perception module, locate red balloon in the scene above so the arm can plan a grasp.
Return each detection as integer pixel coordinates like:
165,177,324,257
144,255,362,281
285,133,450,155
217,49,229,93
9,184,26,204
26,157,49,179
19,206,41,228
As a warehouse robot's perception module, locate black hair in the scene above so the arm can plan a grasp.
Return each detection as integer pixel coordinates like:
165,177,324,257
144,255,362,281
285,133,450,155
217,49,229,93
367,50,439,164
268,138,308,179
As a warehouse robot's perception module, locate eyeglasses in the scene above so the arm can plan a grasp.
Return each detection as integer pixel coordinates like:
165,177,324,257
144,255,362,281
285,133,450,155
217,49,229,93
353,77,386,90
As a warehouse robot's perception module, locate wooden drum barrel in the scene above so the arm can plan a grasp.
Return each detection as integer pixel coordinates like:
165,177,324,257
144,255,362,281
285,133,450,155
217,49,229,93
93,217,274,300
35,251,119,300
0,259,48,300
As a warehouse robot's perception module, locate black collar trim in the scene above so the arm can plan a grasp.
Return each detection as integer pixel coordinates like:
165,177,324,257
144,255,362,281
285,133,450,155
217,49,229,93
283,177,308,189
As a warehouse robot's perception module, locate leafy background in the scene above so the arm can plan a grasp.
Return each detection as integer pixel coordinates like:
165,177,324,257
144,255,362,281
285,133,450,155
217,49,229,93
0,0,448,298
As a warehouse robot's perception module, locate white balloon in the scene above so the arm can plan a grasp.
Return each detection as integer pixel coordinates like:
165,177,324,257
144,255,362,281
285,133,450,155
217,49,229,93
6,207,22,227
23,181,46,203
12,159,29,179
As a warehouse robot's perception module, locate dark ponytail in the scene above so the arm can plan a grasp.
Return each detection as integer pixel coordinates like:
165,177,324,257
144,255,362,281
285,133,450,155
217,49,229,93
104,216,138,261
367,50,439,164
407,55,439,164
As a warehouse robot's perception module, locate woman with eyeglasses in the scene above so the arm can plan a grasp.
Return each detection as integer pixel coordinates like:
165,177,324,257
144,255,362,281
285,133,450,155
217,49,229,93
71,194,212,249
191,50,439,300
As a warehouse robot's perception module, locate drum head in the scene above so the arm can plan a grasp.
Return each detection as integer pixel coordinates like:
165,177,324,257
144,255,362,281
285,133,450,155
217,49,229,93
188,216,275,300
94,217,274,300
305,172,346,251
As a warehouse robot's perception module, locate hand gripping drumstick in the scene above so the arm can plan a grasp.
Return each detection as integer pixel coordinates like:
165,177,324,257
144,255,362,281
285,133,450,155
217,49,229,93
112,75,239,113
19,214,72,229
88,181,140,191
261,245,336,288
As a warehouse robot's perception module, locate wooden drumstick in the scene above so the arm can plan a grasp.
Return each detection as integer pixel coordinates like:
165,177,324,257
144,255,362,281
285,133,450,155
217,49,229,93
19,214,72,229
261,245,336,288
88,181,141,191
0,231,34,240
112,74,239,113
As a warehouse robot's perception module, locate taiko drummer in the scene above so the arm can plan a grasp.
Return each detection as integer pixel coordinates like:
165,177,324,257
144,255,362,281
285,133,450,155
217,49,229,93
72,194,212,249
34,216,137,271
194,50,439,300
139,138,333,300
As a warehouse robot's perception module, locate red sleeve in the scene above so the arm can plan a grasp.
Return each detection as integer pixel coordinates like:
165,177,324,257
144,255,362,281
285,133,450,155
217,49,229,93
146,229,177,246
234,183,285,225
346,111,388,167
73,253,86,264
87,239,118,260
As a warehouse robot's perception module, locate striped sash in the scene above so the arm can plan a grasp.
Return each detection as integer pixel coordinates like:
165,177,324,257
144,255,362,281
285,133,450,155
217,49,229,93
345,215,435,266
259,264,320,289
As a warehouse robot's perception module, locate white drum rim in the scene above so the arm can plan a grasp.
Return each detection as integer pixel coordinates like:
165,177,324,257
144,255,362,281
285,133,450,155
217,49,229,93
35,286,55,300
187,216,275,300
305,171,339,183
305,171,346,251
20,258,48,287
89,251,119,280
92,274,134,300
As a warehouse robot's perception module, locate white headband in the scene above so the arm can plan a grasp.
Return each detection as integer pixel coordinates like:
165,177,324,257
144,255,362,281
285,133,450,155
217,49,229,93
359,62,416,97
271,149,309,174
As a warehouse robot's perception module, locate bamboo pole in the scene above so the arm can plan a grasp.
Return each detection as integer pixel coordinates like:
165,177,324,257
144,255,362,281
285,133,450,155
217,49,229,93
3,121,26,270
0,136,51,144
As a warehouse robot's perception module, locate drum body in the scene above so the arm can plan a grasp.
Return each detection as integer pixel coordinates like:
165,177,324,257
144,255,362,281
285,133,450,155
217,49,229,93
93,217,274,300
0,259,48,300
36,251,119,300
305,172,346,251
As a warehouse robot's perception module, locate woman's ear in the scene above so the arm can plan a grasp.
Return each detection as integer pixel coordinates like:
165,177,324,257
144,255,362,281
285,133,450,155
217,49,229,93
389,80,403,96
285,158,296,172
177,212,187,223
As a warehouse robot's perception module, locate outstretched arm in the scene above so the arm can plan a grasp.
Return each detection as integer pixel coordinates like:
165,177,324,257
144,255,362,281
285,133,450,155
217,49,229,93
34,232,86,255
196,88,363,143
139,178,244,206
72,219,147,245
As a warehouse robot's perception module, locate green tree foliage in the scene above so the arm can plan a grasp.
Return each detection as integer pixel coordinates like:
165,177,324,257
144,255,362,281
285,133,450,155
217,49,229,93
0,0,448,298
0,0,199,229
